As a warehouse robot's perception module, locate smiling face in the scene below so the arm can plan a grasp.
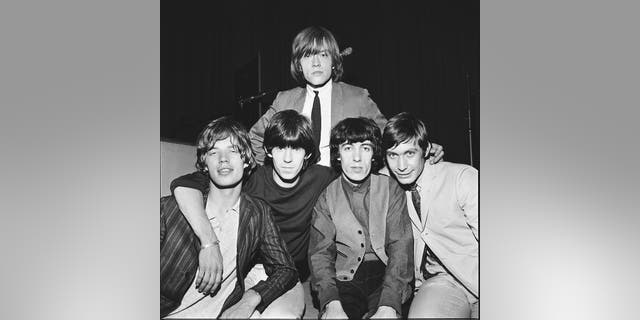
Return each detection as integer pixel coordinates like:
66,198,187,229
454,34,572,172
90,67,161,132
338,140,374,184
299,43,333,87
268,146,309,187
385,139,429,186
204,137,248,188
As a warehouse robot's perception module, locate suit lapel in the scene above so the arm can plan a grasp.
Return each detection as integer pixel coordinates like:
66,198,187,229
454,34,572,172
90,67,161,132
236,194,248,277
331,81,342,126
419,164,441,229
292,88,306,113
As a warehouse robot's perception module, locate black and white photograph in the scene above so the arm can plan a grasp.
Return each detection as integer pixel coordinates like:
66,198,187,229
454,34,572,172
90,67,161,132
161,1,479,318
8,0,640,320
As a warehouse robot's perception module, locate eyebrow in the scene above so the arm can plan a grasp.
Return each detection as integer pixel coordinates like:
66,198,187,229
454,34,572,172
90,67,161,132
387,147,419,154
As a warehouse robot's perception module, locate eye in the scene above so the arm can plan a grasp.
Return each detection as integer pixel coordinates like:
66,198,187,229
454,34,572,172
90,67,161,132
363,145,372,152
320,51,329,57
387,153,397,159
406,151,416,157
342,145,352,152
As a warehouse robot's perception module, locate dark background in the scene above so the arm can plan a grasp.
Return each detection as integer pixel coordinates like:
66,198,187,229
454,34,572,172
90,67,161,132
161,0,479,168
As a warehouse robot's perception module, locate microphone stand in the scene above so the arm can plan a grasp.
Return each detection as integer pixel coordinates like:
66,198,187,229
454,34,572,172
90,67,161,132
464,72,474,166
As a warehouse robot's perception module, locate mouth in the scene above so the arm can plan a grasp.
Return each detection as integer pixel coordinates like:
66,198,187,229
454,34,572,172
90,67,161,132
217,167,233,175
395,172,413,179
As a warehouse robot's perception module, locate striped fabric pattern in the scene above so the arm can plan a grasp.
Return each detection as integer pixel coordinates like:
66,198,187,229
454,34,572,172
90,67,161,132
160,193,298,318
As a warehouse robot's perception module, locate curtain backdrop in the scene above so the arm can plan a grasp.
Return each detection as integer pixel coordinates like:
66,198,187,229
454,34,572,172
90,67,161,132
161,0,479,168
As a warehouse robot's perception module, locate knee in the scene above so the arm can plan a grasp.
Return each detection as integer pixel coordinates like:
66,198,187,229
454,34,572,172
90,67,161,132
259,303,304,319
259,283,305,319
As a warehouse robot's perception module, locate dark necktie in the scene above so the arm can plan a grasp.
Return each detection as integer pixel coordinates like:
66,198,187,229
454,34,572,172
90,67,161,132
311,90,321,149
410,185,422,222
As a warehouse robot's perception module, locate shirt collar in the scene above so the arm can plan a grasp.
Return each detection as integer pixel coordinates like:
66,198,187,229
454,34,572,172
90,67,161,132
306,79,332,96
204,194,241,218
341,173,371,193
228,197,240,215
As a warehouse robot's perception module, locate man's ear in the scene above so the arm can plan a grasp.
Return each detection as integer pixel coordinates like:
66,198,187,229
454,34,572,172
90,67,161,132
304,153,312,160
264,147,272,158
243,162,249,168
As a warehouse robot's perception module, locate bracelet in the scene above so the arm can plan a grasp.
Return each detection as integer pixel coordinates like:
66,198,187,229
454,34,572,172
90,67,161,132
200,240,220,250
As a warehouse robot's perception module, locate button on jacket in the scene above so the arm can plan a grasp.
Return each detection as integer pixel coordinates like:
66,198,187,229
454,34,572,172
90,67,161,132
309,174,414,313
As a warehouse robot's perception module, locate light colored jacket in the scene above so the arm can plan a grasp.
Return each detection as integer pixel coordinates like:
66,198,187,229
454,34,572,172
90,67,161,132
410,161,478,298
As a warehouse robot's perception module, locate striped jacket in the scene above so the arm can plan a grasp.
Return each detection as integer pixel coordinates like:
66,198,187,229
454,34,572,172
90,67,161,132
160,192,298,318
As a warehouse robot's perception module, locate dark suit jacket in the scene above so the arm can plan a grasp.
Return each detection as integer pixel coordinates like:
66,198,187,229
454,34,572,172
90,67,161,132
160,193,298,318
249,81,387,164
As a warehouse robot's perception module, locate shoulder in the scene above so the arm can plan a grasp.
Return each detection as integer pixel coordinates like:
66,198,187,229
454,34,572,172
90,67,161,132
305,165,339,184
333,82,378,114
332,81,368,94
440,161,477,175
321,176,343,197
436,162,478,186
275,86,305,101
372,173,404,194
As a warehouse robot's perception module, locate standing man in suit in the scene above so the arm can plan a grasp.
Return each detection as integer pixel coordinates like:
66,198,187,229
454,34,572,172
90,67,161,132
382,112,479,319
308,117,413,319
249,25,444,167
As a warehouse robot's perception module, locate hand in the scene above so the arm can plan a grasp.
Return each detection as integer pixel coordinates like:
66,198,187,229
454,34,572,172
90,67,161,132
322,300,348,319
220,289,261,319
429,142,444,164
196,244,223,295
369,306,398,319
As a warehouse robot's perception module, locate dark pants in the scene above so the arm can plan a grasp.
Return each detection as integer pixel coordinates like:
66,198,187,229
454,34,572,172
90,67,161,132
333,260,411,319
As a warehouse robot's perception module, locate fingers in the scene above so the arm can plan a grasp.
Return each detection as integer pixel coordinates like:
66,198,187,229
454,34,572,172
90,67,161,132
195,267,204,291
429,146,444,164
201,266,215,294
211,267,222,294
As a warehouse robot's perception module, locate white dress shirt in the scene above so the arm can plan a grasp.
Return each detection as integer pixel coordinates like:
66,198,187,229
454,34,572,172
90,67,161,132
301,80,332,167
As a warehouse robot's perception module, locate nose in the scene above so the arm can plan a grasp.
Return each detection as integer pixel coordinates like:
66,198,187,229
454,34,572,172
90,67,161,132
312,54,320,67
283,148,293,163
397,156,407,171
353,148,361,162
218,151,229,163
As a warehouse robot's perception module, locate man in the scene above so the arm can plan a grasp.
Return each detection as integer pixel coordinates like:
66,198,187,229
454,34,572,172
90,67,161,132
382,112,479,318
160,116,298,318
248,25,444,167
169,110,340,317
308,117,413,319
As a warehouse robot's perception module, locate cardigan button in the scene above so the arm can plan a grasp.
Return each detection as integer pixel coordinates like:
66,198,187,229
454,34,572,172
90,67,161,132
350,269,355,274
358,230,363,234
360,243,365,248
